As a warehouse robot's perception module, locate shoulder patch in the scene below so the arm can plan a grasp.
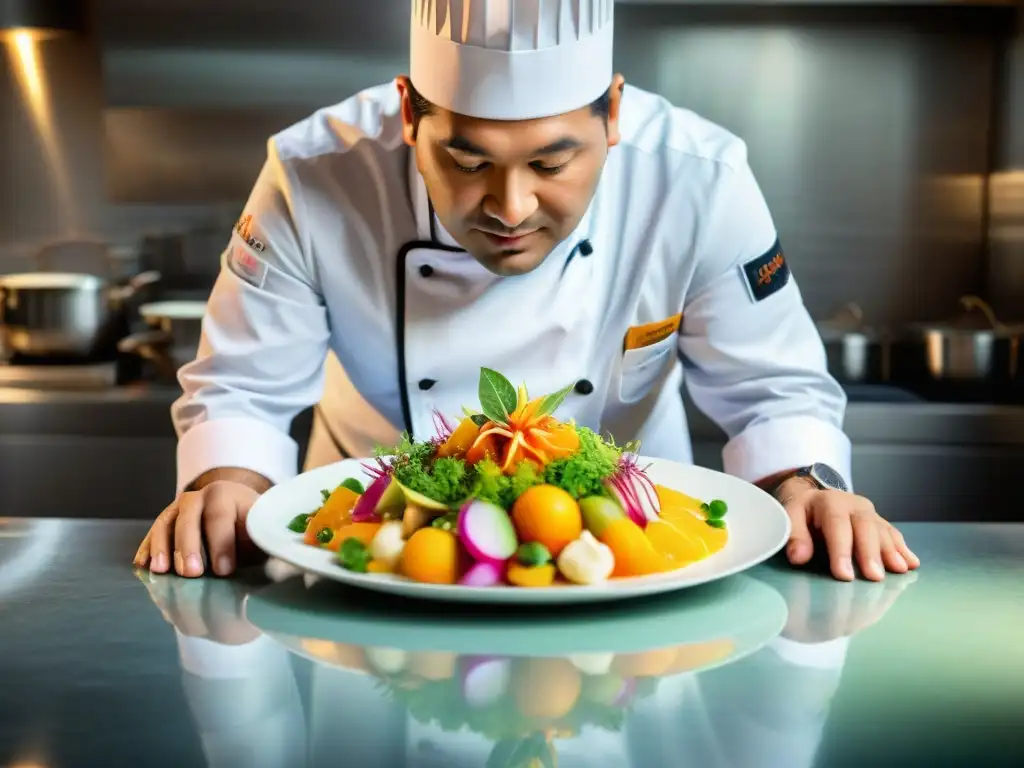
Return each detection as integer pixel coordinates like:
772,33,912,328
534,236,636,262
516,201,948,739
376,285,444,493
741,239,789,302
228,245,268,289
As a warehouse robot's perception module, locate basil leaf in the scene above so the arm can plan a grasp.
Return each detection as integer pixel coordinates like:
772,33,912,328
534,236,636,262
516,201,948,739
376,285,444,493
470,413,489,427
321,488,332,503
535,382,574,418
479,368,517,425
339,478,365,494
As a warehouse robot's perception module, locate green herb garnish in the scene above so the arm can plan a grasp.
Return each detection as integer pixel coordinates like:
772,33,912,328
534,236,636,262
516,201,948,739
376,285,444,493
542,426,621,499
320,488,331,503
479,368,518,425
706,518,727,529
338,537,371,572
287,513,312,533
316,527,334,544
339,478,365,494
431,512,459,531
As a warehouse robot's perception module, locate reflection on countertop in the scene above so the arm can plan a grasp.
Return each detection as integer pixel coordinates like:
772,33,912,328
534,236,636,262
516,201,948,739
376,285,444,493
1,519,1022,768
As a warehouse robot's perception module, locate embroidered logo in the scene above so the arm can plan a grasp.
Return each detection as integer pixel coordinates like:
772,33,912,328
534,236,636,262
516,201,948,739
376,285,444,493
228,246,268,289
234,214,266,252
741,238,790,302
624,313,683,351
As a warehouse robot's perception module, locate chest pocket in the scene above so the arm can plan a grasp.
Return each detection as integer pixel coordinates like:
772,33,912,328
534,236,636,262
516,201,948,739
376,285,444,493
617,335,677,404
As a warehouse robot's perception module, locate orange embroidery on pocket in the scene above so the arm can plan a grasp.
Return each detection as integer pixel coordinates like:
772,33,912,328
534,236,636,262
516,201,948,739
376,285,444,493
624,313,683,351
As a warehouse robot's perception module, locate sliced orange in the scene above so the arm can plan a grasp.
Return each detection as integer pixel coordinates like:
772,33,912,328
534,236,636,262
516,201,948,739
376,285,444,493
326,521,381,552
436,417,480,458
304,486,360,545
645,520,710,566
599,518,667,577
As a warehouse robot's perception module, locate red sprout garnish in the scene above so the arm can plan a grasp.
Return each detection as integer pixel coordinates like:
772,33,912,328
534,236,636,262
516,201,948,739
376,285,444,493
605,452,660,527
432,409,455,442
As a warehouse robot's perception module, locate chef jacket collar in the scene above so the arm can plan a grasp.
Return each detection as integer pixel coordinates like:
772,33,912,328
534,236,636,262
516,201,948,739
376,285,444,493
406,148,596,272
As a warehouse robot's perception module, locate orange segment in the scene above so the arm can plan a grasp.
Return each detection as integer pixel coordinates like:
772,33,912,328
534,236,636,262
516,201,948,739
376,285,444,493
507,562,556,588
655,485,706,514
599,518,667,577
326,521,382,552
645,520,710,567
304,486,360,545
436,417,480,458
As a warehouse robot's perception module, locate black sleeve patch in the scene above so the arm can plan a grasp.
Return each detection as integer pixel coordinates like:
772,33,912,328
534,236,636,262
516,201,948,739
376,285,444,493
741,238,790,302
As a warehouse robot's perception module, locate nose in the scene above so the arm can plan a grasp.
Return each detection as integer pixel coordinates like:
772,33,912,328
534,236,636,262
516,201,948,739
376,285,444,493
482,169,538,231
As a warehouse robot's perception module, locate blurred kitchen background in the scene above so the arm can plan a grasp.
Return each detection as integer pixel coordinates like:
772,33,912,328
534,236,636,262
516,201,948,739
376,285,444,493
2,0,1024,521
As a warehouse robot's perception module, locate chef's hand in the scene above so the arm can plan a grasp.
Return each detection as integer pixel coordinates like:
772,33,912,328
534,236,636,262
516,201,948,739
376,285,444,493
776,477,920,582
134,471,270,578
134,567,263,645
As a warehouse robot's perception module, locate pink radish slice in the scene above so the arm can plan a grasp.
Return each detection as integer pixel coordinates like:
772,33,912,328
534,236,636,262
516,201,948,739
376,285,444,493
457,500,518,563
461,657,512,708
351,472,388,522
459,561,506,587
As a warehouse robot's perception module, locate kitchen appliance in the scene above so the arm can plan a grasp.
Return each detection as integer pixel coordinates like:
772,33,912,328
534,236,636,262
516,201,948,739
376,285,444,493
0,270,160,359
817,303,891,383
118,300,205,381
906,295,1023,382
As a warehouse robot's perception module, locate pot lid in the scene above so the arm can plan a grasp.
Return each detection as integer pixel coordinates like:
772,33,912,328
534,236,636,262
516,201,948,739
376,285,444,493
0,272,105,289
139,300,206,320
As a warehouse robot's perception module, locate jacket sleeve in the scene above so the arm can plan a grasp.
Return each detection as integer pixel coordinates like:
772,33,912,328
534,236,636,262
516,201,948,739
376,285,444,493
677,149,852,489
171,141,331,494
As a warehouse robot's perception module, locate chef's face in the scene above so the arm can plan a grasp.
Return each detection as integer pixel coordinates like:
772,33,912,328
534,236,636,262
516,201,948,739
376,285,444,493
398,75,625,276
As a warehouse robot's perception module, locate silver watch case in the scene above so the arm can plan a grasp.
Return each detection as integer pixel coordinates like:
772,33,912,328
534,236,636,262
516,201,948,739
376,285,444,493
797,463,849,493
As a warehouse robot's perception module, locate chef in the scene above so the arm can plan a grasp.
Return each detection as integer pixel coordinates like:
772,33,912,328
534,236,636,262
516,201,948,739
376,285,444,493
135,0,919,583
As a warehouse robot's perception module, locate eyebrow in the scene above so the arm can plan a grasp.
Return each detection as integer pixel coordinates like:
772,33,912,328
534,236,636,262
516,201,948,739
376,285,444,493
444,136,583,157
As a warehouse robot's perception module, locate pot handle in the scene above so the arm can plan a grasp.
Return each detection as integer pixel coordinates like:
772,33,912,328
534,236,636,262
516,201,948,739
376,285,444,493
118,329,177,380
110,270,162,304
960,294,1002,330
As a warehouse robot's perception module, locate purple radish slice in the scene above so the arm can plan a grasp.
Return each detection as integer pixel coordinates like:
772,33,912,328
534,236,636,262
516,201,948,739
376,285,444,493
461,657,512,708
352,472,390,522
459,560,506,587
458,500,518,563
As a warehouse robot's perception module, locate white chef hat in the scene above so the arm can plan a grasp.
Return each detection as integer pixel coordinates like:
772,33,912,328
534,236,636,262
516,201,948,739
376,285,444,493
409,0,615,121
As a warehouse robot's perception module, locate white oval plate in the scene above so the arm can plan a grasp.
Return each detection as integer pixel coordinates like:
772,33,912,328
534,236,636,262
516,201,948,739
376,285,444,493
246,457,791,605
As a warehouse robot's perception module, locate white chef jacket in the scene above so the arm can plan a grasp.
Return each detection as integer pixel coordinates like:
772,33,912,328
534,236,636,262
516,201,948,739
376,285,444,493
171,80,851,493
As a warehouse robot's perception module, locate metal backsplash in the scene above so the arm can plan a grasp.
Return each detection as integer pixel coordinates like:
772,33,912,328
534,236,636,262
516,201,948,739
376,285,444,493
2,1,1015,323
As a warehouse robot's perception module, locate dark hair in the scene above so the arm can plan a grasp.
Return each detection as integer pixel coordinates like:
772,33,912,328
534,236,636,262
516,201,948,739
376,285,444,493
407,80,612,128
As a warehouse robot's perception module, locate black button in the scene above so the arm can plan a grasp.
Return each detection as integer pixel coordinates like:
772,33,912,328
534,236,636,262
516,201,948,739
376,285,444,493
418,378,436,391
419,264,434,278
575,378,594,395
578,240,593,257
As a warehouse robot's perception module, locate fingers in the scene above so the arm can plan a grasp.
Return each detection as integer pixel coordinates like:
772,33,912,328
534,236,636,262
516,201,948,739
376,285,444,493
888,525,920,569
878,525,909,575
784,500,815,565
203,485,238,577
137,503,178,573
851,509,885,581
174,492,207,577
817,501,855,581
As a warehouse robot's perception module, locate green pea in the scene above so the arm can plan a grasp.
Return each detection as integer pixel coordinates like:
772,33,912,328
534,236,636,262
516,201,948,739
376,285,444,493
338,537,371,572
706,518,726,529
339,478,365,495
708,500,728,519
516,542,552,567
287,513,312,533
316,527,334,544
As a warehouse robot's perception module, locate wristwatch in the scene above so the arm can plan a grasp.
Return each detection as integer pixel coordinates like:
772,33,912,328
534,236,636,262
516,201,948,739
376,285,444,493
793,463,849,493
768,462,848,500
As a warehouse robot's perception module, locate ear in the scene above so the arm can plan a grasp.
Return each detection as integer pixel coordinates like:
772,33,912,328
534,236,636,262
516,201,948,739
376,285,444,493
396,75,417,147
606,74,626,148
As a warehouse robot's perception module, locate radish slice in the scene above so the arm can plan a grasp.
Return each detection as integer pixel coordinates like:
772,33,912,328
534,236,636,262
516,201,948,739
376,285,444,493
352,472,389,522
461,657,511,708
459,561,505,587
458,500,518,563
604,453,661,528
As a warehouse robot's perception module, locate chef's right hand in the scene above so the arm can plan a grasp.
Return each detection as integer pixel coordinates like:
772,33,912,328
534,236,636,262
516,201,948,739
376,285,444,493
134,475,267,578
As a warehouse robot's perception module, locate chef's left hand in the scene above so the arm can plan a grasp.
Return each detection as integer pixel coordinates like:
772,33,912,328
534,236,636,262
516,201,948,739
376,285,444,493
776,477,920,582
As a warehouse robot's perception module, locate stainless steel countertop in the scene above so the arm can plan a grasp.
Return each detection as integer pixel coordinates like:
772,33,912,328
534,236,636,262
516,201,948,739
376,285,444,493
0,519,1021,767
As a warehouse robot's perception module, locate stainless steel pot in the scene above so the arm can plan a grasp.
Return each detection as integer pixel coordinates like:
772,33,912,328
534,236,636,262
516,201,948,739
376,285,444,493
0,270,160,358
118,300,205,380
907,295,1024,381
817,303,891,383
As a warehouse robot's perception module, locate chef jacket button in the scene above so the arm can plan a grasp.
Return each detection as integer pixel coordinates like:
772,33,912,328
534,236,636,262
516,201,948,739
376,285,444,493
579,240,593,257
419,264,434,278
418,378,436,391
575,378,594,395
